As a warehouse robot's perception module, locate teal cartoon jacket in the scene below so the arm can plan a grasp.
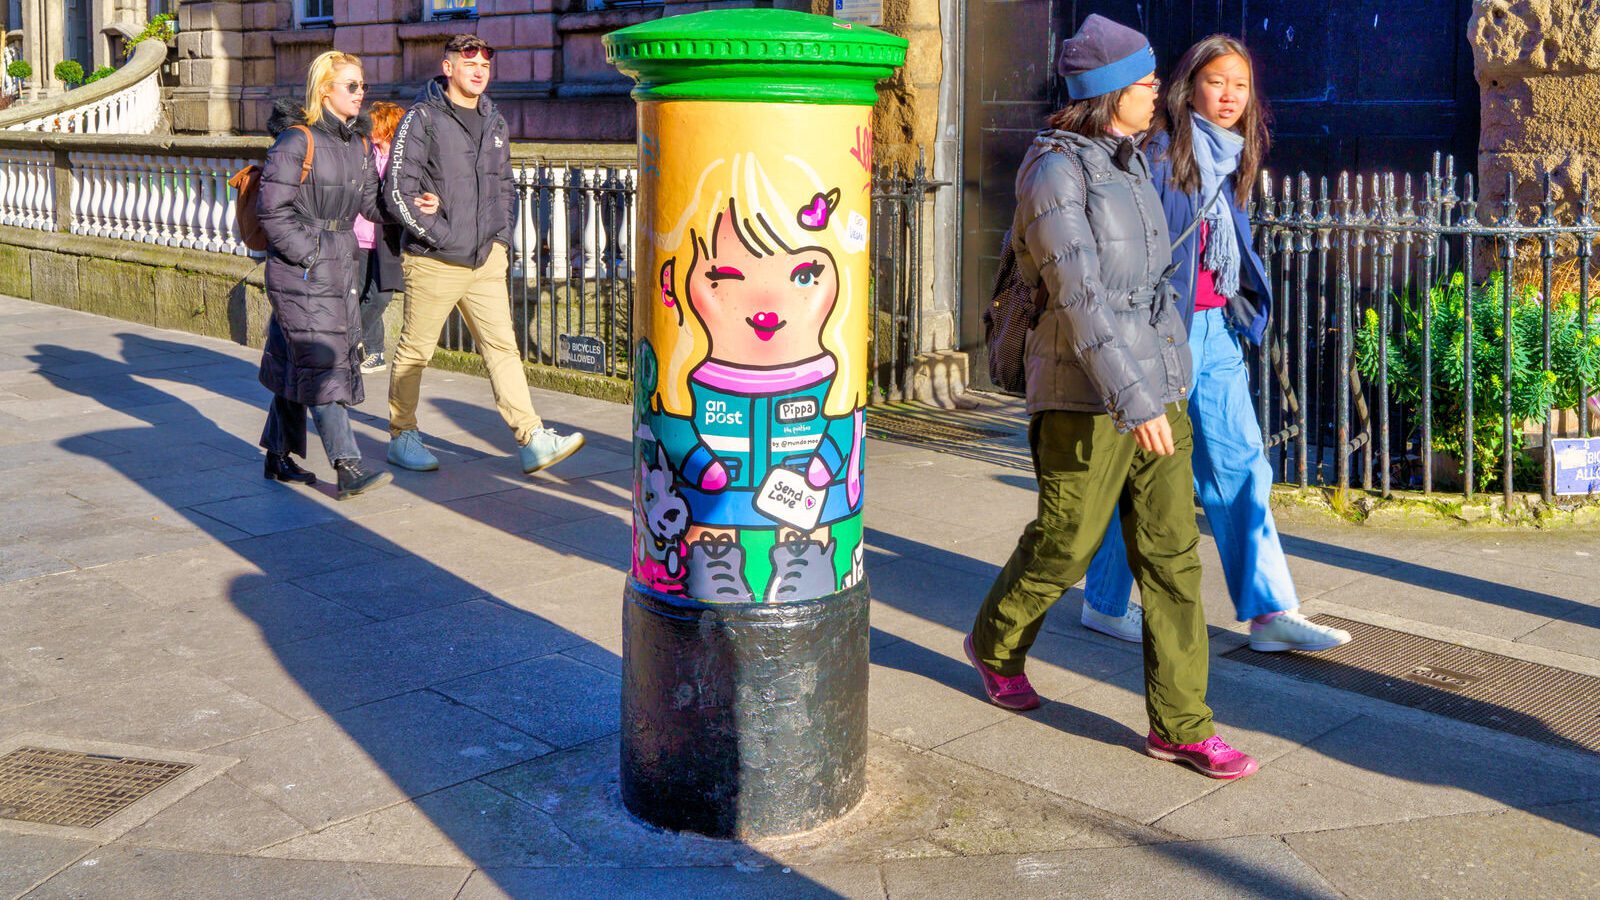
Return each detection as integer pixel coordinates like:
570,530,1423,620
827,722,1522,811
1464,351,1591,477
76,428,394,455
652,355,863,529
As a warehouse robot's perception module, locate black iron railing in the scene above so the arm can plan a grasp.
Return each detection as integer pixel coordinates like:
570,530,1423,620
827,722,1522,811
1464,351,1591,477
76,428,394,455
1249,154,1600,505
439,154,943,404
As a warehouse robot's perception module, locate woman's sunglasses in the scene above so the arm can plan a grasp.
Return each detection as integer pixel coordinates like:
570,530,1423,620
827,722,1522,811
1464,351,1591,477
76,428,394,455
339,81,368,95
455,46,495,61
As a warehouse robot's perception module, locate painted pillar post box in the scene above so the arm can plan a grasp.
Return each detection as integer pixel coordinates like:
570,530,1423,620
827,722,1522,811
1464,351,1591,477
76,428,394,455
605,10,906,838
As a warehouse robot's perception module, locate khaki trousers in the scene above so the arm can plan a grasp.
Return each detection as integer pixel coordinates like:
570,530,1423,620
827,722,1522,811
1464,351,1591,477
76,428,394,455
970,404,1215,745
388,244,543,444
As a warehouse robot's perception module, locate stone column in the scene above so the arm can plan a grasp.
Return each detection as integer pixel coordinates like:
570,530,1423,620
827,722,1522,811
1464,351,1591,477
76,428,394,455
171,2,246,135
21,0,66,99
1471,0,1600,220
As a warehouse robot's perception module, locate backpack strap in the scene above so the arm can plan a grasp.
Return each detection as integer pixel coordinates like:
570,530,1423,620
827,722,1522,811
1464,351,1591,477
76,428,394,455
290,124,314,184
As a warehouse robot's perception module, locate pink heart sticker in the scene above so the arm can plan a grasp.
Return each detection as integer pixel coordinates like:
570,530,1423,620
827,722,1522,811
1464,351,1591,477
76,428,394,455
796,189,839,231
804,497,816,509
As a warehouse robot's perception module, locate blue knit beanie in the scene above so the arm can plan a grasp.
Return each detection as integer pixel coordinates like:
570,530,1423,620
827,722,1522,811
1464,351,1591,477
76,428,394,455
1058,14,1155,100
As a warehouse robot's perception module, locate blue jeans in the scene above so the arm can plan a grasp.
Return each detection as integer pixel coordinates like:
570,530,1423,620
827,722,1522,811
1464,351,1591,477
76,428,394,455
1083,308,1297,622
260,395,360,465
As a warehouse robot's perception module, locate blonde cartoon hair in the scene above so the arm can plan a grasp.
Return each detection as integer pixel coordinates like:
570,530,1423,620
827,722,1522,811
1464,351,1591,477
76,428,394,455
647,151,866,419
303,51,363,125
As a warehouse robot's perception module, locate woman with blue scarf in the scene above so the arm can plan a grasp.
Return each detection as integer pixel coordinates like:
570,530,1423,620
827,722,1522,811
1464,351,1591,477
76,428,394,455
1077,36,1353,654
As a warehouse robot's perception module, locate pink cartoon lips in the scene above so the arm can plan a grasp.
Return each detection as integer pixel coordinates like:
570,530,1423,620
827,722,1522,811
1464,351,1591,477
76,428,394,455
746,311,787,342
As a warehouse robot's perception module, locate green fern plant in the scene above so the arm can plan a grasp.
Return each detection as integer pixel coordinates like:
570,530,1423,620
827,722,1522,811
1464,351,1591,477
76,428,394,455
122,14,176,60
1356,271,1600,492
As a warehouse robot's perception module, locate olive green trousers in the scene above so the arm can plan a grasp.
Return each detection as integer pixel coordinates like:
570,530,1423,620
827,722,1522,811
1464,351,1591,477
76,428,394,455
971,404,1215,744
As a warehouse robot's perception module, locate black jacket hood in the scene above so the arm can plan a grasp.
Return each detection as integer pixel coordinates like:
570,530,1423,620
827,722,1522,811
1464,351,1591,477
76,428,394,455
267,97,373,140
414,76,499,121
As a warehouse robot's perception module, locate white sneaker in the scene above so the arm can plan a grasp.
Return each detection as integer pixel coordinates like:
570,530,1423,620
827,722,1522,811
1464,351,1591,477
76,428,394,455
1249,611,1352,652
1081,601,1143,644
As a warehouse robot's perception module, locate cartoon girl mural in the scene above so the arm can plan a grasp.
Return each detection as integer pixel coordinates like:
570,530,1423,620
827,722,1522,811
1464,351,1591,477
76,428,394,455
632,148,868,603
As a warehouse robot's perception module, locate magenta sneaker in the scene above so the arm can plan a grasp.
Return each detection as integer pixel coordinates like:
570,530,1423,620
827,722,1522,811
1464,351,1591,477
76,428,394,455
1145,731,1259,780
963,633,1041,711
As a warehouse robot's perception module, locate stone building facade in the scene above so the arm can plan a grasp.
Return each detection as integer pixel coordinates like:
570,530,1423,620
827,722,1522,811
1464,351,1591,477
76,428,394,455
1471,0,1600,220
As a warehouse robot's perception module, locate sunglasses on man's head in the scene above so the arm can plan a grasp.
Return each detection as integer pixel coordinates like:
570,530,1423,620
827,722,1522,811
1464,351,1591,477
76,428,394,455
454,46,494,61
339,81,368,95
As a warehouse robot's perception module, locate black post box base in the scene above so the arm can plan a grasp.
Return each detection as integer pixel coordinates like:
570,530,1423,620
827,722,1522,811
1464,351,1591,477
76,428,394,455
619,579,870,839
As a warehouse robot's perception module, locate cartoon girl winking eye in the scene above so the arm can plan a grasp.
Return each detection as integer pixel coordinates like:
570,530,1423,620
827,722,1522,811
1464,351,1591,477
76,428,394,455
645,177,865,603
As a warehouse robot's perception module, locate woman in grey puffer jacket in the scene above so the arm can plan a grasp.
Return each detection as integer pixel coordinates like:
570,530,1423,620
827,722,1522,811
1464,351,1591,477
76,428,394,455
257,51,393,500
966,15,1259,781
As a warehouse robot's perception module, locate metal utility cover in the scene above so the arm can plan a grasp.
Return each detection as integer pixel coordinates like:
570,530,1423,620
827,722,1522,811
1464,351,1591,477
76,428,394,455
0,746,192,828
866,411,1013,445
1224,615,1600,755
0,734,235,840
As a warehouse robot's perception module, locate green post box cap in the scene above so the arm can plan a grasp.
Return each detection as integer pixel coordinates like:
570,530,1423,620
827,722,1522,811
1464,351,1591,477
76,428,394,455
604,9,908,106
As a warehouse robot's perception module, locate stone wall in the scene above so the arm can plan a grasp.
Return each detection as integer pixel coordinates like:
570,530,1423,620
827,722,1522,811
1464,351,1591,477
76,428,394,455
0,226,272,347
173,0,800,140
1471,0,1600,221
810,0,940,171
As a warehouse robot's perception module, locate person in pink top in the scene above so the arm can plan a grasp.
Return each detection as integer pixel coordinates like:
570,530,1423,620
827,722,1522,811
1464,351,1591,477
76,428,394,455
355,101,407,373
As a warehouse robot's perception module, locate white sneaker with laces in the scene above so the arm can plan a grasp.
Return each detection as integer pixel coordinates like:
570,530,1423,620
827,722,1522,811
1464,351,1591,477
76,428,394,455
1249,611,1352,652
1081,601,1143,644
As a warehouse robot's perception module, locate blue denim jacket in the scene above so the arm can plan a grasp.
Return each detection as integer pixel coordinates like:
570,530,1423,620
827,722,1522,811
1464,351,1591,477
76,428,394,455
1146,132,1271,345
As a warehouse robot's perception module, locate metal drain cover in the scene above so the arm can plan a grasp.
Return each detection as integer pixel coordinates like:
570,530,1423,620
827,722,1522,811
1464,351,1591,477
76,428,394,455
1224,615,1600,754
867,411,1014,444
0,746,193,828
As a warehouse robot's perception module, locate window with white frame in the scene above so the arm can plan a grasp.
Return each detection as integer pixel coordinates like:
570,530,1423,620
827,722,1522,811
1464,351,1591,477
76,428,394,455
300,0,334,26
426,0,477,19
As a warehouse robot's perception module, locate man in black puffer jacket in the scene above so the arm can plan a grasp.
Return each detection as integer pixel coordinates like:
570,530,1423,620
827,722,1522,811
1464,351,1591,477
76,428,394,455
383,34,584,476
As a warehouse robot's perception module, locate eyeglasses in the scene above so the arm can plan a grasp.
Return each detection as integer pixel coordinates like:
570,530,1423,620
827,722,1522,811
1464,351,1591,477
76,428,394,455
339,81,368,95
455,46,494,61
1131,78,1162,92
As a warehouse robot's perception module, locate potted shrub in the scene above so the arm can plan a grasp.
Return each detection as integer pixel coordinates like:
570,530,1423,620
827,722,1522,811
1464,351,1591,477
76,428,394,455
83,65,116,85
6,58,31,90
54,60,84,89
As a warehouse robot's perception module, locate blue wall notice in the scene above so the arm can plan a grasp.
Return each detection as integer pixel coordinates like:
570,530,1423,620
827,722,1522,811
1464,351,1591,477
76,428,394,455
1552,437,1600,496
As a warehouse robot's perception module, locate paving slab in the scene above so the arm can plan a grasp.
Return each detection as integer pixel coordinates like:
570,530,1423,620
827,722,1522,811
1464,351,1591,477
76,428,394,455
879,835,1341,899
1286,802,1600,899
116,774,309,855
255,779,585,867
214,690,553,830
22,846,469,900
434,653,622,750
0,666,292,752
199,598,587,717
0,834,94,899
457,864,887,900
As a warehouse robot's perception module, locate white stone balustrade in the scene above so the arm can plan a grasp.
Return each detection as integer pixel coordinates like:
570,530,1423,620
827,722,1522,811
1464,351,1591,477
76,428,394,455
1,37,167,136
511,164,637,282
0,132,635,267
0,149,56,232
9,69,160,135
66,151,254,255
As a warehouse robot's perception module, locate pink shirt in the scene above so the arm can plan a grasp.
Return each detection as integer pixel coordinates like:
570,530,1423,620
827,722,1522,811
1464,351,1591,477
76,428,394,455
1193,220,1228,311
354,145,389,250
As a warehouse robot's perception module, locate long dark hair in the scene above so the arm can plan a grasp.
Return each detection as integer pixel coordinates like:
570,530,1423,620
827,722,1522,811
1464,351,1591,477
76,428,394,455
1046,88,1130,138
1149,35,1270,207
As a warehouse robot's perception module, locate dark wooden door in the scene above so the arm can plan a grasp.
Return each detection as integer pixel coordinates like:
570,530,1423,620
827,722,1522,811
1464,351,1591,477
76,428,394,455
959,0,1480,362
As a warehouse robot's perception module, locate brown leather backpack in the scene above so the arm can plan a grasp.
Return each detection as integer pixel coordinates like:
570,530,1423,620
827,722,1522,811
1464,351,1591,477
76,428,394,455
229,124,315,252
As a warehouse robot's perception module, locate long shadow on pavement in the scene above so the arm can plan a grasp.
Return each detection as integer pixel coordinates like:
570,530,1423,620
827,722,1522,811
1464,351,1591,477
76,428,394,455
864,523,1600,844
989,472,1599,630
33,336,838,898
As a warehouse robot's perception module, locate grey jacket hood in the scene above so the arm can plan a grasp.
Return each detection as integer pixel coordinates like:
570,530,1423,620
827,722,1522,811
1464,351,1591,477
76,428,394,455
1010,127,1190,429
